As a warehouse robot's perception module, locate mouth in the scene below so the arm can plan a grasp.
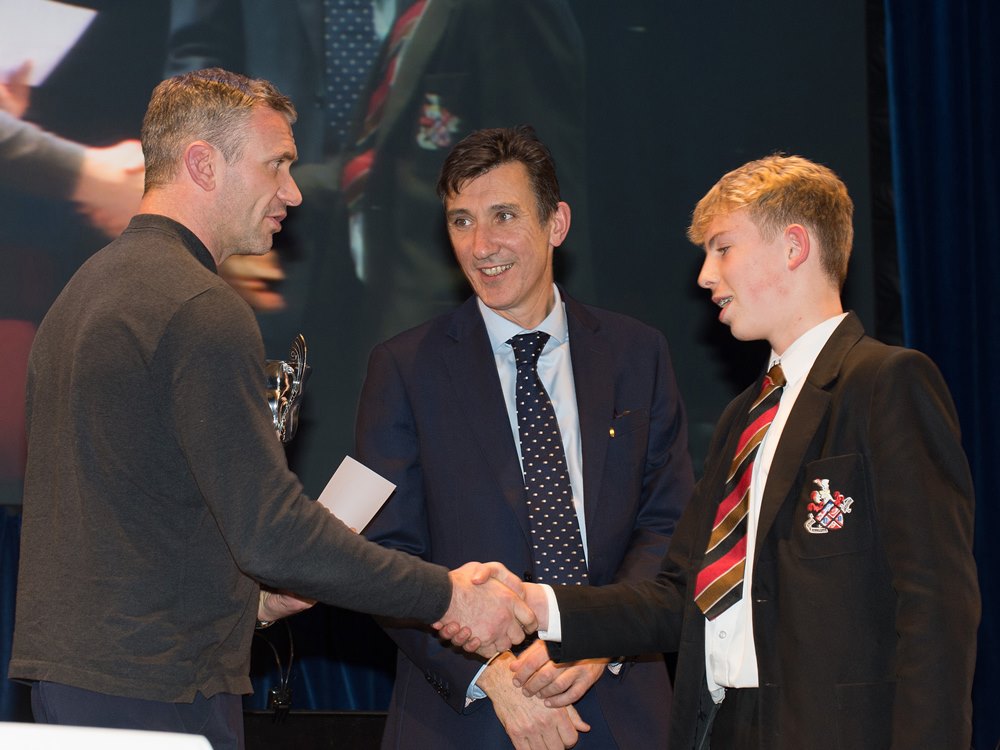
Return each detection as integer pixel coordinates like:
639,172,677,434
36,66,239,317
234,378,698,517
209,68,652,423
480,262,514,277
714,296,733,309
267,214,286,231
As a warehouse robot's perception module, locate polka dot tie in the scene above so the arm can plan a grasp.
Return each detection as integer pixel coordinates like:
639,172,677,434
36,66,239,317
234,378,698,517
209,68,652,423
323,0,379,147
509,332,588,585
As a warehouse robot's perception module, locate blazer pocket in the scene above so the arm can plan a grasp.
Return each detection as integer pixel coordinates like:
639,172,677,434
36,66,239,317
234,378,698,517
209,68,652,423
792,454,873,559
608,408,649,438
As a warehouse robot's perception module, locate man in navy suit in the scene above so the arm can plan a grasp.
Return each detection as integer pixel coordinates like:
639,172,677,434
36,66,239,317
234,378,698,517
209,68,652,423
507,155,980,749
357,126,694,748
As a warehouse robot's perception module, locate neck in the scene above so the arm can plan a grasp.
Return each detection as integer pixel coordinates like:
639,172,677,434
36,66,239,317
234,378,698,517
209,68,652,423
771,300,844,356
496,284,557,331
139,190,223,265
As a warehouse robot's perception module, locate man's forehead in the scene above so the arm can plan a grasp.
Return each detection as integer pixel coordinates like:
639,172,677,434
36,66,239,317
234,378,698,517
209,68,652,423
454,162,529,195
251,106,296,144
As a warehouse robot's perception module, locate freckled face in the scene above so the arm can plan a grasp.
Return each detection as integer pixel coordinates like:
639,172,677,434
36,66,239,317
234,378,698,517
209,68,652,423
697,209,790,346
445,162,568,329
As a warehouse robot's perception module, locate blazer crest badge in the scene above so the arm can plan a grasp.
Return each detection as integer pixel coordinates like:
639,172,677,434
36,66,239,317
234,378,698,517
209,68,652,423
804,478,853,534
417,93,461,150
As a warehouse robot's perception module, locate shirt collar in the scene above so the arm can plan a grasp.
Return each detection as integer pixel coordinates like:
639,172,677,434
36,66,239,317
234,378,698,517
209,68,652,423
768,312,849,388
373,0,396,39
478,284,568,354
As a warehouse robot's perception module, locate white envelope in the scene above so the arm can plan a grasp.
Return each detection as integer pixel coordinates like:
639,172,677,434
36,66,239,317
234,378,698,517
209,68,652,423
316,456,395,532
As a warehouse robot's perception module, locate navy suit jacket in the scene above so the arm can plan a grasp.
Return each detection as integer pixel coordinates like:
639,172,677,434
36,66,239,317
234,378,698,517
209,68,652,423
550,313,980,749
358,291,694,748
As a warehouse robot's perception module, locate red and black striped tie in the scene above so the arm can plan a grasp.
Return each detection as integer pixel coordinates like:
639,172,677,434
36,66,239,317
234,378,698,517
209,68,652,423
695,363,785,620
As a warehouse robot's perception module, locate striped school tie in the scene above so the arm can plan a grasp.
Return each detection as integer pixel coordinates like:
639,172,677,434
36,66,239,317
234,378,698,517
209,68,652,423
694,363,785,619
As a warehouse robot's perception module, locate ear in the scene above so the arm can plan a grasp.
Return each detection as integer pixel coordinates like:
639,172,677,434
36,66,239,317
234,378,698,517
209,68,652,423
548,201,572,248
784,224,811,271
184,141,218,191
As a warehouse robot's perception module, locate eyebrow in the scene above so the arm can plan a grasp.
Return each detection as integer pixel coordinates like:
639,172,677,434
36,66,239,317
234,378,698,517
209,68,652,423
705,230,729,250
445,201,522,220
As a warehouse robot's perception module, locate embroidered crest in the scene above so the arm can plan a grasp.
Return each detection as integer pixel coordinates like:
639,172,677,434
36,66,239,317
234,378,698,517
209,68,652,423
804,478,853,534
416,93,460,150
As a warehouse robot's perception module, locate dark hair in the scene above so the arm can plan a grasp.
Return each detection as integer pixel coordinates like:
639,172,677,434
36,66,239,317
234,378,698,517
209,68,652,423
436,125,560,221
141,68,296,190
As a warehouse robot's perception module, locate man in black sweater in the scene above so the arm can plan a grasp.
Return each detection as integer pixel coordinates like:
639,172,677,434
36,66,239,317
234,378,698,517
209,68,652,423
9,68,533,750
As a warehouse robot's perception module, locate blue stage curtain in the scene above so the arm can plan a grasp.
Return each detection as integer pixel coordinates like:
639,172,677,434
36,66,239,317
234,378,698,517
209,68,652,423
883,1,999,747
243,605,395,712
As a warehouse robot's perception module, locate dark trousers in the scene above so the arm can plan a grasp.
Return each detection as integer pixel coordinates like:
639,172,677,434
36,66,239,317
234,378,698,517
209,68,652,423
31,681,245,750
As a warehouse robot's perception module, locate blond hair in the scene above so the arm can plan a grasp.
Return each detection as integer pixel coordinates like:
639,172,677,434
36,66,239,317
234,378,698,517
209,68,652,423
688,155,854,288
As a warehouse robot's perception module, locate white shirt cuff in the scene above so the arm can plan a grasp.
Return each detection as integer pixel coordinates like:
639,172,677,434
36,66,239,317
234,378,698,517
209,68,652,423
537,584,562,641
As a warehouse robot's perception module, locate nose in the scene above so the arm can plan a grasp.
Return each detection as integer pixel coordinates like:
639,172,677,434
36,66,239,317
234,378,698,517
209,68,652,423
279,173,303,207
470,225,497,260
697,254,716,289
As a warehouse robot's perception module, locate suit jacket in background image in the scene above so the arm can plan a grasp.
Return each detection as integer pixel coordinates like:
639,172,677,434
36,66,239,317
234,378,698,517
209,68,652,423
340,0,592,344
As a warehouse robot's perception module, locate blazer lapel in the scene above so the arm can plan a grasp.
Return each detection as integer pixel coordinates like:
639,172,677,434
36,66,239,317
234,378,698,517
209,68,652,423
374,0,453,151
564,293,613,536
754,313,867,547
442,298,532,538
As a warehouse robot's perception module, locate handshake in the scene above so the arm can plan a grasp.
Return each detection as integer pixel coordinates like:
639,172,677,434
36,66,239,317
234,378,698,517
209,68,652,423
434,562,550,656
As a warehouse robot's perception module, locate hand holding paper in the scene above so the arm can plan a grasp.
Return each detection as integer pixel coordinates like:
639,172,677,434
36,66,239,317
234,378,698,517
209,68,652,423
0,0,97,87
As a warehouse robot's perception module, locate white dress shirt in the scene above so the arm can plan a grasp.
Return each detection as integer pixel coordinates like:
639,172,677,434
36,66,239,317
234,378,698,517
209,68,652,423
704,312,848,701
469,284,587,700
477,286,588,551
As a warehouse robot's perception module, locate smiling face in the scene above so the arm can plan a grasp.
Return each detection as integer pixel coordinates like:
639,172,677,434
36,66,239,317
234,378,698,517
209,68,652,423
697,208,795,351
445,161,570,329
214,107,302,262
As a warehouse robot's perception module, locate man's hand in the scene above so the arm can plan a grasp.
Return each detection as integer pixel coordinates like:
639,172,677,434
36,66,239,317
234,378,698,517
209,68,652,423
510,640,557,696
439,578,550,652
0,61,31,118
478,651,590,749
219,252,286,312
73,139,145,237
509,639,606,708
433,562,536,656
258,589,315,622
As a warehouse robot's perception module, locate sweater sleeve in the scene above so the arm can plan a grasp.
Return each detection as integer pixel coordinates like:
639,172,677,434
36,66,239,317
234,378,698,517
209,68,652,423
163,286,453,623
0,110,85,198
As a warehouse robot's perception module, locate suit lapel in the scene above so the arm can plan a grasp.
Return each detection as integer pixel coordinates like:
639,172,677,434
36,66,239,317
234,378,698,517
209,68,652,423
442,298,532,538
564,293,613,536
754,314,866,548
